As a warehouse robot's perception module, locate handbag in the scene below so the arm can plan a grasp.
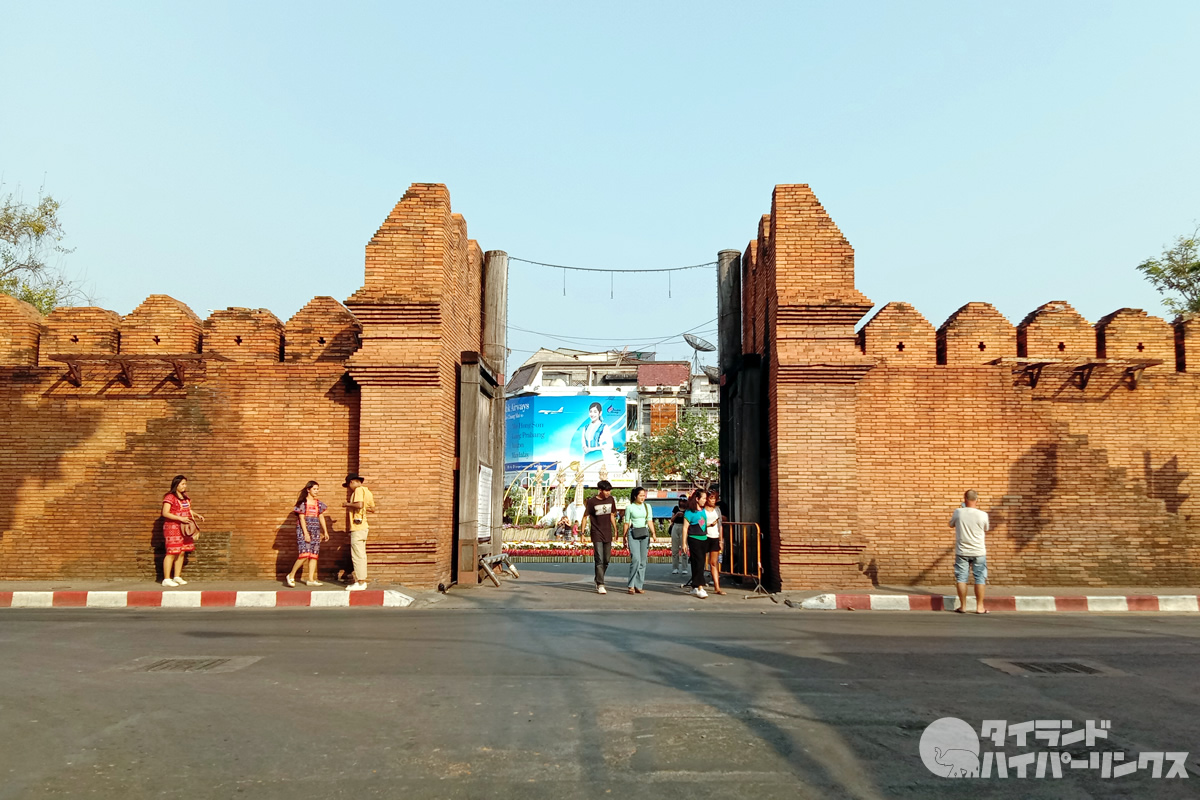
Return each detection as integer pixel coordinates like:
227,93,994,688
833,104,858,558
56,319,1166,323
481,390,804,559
182,515,201,541
630,526,650,540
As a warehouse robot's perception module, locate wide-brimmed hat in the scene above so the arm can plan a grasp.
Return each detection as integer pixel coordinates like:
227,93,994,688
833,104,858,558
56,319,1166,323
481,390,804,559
342,473,366,487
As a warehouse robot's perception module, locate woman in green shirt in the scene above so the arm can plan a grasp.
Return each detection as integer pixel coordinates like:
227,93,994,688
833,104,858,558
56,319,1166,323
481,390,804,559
623,486,655,594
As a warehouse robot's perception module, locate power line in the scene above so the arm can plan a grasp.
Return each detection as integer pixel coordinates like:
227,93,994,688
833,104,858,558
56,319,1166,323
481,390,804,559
504,319,719,353
509,256,717,274
506,323,716,343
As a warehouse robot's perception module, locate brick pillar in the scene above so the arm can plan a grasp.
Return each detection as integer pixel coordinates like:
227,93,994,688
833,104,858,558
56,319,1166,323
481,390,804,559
344,184,484,588
765,185,875,589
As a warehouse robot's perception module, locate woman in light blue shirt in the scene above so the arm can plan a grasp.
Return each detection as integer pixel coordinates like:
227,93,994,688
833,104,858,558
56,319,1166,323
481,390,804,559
622,486,655,594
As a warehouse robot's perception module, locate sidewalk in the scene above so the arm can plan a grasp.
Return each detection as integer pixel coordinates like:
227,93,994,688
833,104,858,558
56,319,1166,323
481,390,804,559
788,585,1200,613
0,578,417,609
2,570,1197,612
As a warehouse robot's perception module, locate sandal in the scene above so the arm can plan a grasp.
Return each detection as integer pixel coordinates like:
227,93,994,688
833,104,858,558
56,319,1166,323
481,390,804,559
627,588,636,595
714,589,726,595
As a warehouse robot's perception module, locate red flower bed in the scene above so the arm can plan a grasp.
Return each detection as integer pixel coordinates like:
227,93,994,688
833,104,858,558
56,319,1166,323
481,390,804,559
504,546,672,558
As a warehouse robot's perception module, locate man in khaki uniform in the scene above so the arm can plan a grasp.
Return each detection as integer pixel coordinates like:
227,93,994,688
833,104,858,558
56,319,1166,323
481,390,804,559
342,474,375,591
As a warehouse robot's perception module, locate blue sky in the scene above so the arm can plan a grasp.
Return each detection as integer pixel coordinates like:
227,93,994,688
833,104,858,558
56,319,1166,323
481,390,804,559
3,1,1198,365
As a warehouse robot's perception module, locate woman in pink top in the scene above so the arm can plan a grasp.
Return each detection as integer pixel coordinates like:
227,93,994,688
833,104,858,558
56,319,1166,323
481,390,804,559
286,481,329,587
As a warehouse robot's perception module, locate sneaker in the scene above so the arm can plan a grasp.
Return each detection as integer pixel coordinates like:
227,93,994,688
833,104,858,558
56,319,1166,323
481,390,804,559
671,569,679,574
285,575,296,588
304,580,324,587
696,587,708,599
173,577,188,585
597,585,607,594
689,587,701,597
346,582,367,592
162,578,178,588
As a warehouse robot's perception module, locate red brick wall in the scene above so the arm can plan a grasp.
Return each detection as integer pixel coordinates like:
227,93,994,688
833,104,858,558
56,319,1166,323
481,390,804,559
742,183,1200,590
0,361,357,580
856,364,1200,587
0,182,485,588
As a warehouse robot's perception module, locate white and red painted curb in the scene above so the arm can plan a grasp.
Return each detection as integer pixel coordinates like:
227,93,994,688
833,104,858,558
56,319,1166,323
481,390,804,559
799,593,1200,613
0,589,414,609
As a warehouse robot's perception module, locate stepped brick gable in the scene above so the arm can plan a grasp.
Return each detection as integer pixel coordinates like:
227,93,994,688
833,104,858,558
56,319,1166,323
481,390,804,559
121,295,203,354
38,307,122,366
858,302,936,364
734,184,1200,590
0,294,43,366
1017,301,1093,359
1178,314,1199,373
937,302,1017,365
283,297,361,363
1096,308,1174,369
203,308,283,362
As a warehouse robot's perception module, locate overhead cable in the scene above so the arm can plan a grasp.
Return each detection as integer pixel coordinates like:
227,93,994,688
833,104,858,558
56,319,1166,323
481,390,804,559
509,256,717,273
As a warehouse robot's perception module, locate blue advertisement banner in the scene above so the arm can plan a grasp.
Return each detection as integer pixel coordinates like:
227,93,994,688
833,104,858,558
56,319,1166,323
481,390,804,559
505,395,628,483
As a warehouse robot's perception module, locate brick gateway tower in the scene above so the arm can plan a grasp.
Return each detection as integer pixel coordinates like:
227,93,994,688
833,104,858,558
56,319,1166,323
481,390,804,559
720,185,1200,591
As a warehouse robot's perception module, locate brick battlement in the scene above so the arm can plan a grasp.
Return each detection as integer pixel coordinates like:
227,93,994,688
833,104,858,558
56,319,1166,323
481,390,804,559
854,299,1185,372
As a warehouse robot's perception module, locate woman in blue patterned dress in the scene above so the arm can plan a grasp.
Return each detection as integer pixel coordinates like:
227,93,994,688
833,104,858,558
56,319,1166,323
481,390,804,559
285,481,329,587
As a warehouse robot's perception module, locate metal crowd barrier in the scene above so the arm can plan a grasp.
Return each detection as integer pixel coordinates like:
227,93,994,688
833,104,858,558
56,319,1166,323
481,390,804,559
719,521,770,597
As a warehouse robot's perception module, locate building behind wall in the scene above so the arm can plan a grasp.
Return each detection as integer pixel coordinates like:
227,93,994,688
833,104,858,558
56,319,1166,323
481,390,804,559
504,349,718,499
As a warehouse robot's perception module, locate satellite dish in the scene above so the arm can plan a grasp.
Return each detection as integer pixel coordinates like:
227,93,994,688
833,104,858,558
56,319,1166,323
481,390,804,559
684,333,716,352
702,365,720,382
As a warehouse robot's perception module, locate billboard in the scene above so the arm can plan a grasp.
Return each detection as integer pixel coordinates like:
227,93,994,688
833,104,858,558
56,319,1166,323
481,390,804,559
505,395,630,485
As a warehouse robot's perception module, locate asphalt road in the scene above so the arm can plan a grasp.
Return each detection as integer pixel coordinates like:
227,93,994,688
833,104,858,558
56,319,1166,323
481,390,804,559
2,572,1199,799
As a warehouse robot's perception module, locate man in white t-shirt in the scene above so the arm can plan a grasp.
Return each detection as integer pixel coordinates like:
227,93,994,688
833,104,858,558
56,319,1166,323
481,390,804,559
950,489,990,614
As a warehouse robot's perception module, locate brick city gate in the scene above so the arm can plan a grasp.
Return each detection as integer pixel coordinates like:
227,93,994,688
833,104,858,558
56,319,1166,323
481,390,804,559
3,182,1198,589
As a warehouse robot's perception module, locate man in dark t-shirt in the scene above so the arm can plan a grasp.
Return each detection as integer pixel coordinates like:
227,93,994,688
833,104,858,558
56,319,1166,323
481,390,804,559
583,479,616,594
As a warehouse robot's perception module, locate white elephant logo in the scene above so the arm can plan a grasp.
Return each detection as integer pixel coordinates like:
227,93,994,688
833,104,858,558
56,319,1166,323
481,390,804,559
933,746,981,777
920,717,981,778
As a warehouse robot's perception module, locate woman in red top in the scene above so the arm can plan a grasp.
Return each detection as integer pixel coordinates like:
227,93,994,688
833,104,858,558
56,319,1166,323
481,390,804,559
161,475,204,587
286,481,329,587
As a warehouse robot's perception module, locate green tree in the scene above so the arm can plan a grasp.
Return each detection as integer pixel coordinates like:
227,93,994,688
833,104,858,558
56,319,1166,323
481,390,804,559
1,189,81,314
1137,225,1200,317
625,409,719,489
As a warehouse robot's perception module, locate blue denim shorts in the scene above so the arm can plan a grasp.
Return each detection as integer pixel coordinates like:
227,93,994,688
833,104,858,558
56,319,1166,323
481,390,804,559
954,554,987,584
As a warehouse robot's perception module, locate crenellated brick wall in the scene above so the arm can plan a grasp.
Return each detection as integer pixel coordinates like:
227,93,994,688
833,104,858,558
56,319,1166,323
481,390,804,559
738,185,1200,589
0,183,485,588
4,181,1198,590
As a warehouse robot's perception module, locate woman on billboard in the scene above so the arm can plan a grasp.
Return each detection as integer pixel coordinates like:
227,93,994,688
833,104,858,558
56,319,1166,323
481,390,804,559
577,401,617,472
